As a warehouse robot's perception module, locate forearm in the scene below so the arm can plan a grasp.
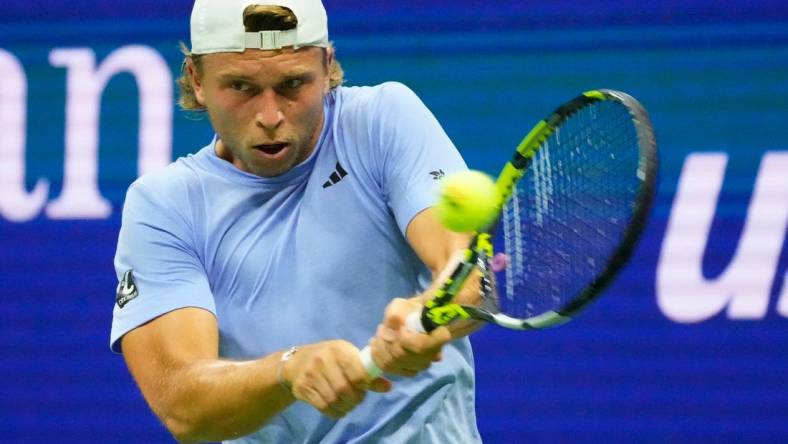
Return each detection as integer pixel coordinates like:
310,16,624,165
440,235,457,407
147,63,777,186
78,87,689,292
154,351,293,443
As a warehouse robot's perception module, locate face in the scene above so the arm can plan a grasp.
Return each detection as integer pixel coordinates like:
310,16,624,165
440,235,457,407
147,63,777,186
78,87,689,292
190,47,331,177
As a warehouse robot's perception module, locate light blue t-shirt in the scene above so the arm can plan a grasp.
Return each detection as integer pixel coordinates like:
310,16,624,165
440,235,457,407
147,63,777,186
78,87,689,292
111,82,480,443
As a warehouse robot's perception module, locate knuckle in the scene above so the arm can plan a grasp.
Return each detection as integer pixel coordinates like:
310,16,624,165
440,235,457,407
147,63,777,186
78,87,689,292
302,368,316,380
324,393,338,405
348,373,366,388
391,344,408,359
313,398,328,410
384,298,406,314
335,381,352,395
326,339,355,358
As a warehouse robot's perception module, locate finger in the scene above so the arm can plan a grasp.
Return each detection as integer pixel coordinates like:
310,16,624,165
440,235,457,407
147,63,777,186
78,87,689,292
315,365,353,419
382,298,416,330
368,377,392,393
323,357,365,412
311,384,349,419
371,321,446,376
373,339,431,377
383,328,438,370
379,324,398,342
395,335,439,365
430,325,452,344
295,385,344,418
398,325,451,356
311,366,347,413
375,333,422,371
294,362,346,418
338,352,372,395
369,335,396,373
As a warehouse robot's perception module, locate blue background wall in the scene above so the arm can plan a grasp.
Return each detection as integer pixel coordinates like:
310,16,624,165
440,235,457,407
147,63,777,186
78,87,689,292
1,1,786,442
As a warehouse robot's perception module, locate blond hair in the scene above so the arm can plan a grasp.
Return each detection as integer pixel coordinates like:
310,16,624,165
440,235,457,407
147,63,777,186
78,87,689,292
177,5,344,111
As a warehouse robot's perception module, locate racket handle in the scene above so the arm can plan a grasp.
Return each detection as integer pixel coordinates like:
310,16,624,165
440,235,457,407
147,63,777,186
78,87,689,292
359,310,427,377
359,346,382,378
405,310,427,333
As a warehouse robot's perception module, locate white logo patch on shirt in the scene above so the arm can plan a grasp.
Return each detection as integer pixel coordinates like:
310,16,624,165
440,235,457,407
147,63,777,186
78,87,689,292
115,269,138,308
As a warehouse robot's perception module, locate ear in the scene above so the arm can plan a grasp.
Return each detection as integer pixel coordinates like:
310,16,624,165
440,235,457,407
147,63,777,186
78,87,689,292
187,57,207,106
323,47,335,93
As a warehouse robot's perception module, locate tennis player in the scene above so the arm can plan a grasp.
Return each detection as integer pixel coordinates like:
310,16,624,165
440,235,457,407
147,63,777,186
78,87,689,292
111,0,481,442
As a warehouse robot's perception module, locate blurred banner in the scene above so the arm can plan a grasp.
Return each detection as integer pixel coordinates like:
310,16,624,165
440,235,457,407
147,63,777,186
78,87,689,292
1,1,786,442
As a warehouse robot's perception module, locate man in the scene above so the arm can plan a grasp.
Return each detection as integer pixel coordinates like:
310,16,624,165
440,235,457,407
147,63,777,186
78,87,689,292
111,0,481,442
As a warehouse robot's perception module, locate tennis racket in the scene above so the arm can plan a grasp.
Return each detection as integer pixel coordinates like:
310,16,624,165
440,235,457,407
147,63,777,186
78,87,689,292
360,89,657,377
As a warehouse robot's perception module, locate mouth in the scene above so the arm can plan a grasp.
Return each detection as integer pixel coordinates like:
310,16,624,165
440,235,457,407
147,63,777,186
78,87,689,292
252,143,289,156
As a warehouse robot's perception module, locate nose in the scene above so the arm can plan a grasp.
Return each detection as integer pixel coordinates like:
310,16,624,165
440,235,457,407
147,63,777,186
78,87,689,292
254,89,284,131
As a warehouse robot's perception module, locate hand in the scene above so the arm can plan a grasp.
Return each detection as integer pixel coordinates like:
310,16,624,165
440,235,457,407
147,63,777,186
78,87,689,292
369,298,452,377
281,340,391,419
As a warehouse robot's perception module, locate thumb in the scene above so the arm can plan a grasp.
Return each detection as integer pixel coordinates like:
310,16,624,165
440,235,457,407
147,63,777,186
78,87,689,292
383,297,418,329
429,325,452,343
368,377,393,393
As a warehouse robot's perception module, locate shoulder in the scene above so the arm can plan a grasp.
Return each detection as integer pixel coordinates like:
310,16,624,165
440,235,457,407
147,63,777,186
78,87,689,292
338,81,417,99
336,82,422,113
332,82,430,140
128,157,193,198
135,145,217,194
122,154,205,224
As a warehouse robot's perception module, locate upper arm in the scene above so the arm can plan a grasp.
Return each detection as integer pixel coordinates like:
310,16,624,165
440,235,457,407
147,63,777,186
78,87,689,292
111,180,215,352
368,83,467,236
121,307,218,416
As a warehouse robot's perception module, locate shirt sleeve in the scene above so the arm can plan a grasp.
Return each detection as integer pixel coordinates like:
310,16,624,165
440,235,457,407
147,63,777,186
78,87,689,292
368,82,468,235
109,180,215,353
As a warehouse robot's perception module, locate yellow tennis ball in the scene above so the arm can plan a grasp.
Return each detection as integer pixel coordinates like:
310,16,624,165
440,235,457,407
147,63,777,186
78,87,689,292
436,170,498,232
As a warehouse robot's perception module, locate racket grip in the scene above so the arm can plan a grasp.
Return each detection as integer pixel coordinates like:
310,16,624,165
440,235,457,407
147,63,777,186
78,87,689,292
405,310,427,333
359,345,382,378
359,310,427,378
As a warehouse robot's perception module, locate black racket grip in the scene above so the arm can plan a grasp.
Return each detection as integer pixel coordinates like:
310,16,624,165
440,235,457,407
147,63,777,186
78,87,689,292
418,306,440,333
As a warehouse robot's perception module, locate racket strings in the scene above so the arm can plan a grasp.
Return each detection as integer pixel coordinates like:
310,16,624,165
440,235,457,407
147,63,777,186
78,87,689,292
495,100,642,319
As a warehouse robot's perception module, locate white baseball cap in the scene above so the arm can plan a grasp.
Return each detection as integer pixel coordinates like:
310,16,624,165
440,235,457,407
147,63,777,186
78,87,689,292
190,0,329,54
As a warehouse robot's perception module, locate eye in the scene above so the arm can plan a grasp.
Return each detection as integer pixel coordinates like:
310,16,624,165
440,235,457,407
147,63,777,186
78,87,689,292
230,81,251,92
282,78,304,90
